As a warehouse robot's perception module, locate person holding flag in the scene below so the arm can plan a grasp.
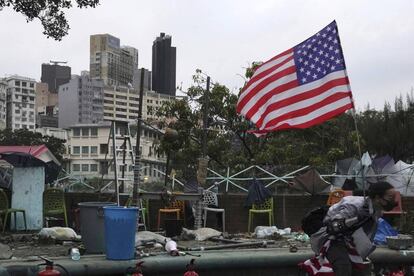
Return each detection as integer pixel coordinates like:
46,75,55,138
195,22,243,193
236,21,398,275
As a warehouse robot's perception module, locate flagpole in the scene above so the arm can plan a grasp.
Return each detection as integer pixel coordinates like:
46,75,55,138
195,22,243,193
350,99,366,197
351,107,362,159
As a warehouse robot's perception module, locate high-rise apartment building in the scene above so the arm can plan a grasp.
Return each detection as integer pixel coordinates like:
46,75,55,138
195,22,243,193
4,75,36,130
35,83,59,128
152,33,176,96
58,73,104,128
0,80,6,130
135,68,152,91
41,63,71,93
90,34,138,87
103,86,140,122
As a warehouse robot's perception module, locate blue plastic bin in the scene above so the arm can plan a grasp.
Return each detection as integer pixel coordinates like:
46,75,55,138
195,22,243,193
103,206,138,260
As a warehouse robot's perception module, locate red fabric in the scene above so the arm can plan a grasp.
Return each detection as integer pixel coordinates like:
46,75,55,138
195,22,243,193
299,239,365,276
236,21,354,134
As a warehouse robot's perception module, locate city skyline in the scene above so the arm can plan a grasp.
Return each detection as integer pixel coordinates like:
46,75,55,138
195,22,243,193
0,0,413,109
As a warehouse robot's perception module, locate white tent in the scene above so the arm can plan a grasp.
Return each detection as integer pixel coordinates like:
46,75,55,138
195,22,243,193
388,160,414,196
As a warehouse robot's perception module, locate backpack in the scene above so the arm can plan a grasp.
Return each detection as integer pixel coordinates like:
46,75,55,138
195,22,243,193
301,205,329,236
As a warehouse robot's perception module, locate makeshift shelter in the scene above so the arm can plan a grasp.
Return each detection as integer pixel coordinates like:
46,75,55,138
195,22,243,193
290,169,331,195
332,157,359,187
332,153,414,196
388,160,414,196
0,145,61,230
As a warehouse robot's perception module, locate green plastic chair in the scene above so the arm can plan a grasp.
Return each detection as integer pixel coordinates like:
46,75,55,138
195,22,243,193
0,189,27,232
248,197,274,233
43,188,68,227
125,197,149,230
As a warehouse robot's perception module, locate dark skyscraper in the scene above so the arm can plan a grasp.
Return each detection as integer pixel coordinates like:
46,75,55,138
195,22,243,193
152,33,176,96
41,63,71,93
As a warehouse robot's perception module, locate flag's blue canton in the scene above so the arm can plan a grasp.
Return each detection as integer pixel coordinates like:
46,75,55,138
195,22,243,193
293,21,346,85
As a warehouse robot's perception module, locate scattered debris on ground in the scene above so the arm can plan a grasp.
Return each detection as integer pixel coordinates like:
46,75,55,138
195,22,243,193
0,226,311,260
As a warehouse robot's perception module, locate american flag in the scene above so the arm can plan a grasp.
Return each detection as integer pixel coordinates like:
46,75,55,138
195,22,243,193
236,21,354,133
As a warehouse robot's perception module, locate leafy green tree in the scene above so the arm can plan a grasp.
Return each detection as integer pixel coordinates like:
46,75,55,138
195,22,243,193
0,0,100,40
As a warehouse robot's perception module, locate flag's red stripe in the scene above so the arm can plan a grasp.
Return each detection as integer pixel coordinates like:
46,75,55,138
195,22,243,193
242,54,294,94
252,48,293,74
262,92,353,130
237,65,297,114
255,77,350,128
264,103,353,132
244,79,299,120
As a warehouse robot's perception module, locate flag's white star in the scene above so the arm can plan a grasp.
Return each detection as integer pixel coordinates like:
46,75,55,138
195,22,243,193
314,57,320,62
319,50,324,56
331,65,336,70
302,77,307,82
306,71,311,76
310,64,315,69
334,49,340,54
304,61,309,65
300,67,305,72
313,74,318,79
335,59,341,64
323,43,328,48
316,67,321,72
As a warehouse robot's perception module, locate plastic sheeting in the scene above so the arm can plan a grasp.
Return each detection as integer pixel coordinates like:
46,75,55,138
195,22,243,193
374,218,398,245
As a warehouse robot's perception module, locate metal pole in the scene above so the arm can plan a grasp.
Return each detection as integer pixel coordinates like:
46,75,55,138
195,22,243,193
111,122,120,205
120,136,127,193
133,68,145,205
351,107,365,196
202,76,210,157
164,151,170,188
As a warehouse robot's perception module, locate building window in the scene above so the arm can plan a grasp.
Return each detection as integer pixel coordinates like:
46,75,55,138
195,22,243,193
91,146,98,155
82,146,89,154
73,164,80,171
22,82,27,87
90,164,98,172
15,81,20,86
15,109,20,114
15,124,20,128
100,144,108,154
73,146,80,154
90,128,98,136
82,128,89,137
73,128,80,136
81,164,89,172
29,83,34,88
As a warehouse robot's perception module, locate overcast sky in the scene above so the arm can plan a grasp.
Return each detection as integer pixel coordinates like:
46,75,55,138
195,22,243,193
0,0,413,110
